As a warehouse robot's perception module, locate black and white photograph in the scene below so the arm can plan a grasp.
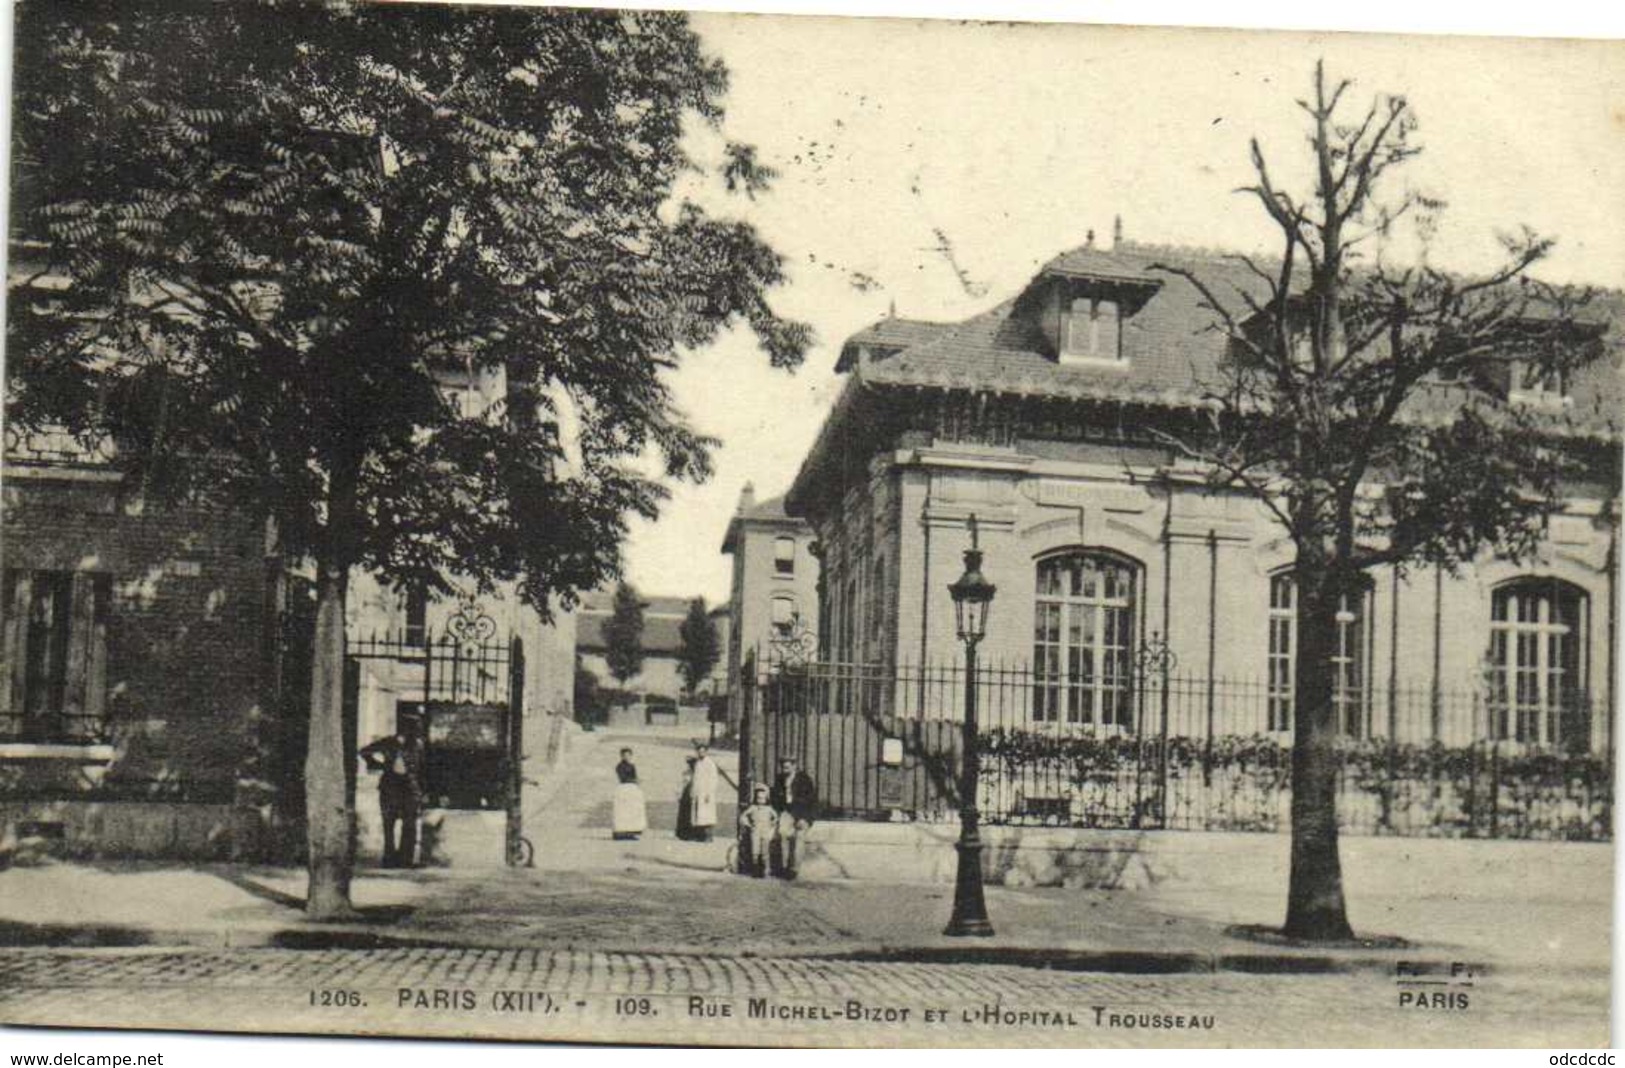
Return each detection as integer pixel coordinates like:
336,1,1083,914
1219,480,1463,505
0,0,1620,1052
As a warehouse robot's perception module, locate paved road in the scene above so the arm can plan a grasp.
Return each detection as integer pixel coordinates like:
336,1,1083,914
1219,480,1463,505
0,946,1607,1047
526,730,740,873
2,729,1609,1047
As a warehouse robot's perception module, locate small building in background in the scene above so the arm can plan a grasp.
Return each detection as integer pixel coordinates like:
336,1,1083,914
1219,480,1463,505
575,588,728,731
721,484,821,728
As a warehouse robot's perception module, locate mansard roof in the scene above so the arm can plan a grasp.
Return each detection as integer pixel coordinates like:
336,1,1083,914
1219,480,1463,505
834,317,954,373
843,244,1257,406
837,241,1622,430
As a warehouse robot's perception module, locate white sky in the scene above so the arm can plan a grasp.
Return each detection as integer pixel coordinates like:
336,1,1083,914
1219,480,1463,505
620,8,1625,606
0,1,1619,609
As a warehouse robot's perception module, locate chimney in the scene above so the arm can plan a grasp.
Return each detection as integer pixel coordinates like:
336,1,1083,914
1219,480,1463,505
738,482,756,514
1113,215,1123,248
1085,229,1096,249
887,297,897,319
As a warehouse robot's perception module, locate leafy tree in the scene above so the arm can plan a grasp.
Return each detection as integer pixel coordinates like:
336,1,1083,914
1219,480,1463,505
601,583,646,688
7,1,808,917
677,596,721,696
1147,62,1611,940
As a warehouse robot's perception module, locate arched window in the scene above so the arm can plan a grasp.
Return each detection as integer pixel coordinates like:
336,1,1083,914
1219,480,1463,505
1266,575,1296,731
1265,573,1371,736
1489,579,1587,745
1033,551,1138,727
869,556,886,644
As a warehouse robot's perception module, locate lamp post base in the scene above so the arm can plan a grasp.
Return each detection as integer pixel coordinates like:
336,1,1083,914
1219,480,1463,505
944,916,996,938
944,837,995,938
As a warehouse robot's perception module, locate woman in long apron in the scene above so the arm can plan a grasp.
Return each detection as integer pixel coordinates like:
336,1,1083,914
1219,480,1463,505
611,747,647,841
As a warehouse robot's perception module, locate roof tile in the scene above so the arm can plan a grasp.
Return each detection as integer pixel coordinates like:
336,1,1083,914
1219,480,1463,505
844,242,1620,433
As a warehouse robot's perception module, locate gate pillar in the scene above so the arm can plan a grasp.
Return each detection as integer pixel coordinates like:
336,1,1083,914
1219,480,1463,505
505,637,528,867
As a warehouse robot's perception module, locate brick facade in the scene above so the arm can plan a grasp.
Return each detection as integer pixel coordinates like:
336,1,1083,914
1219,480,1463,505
2,464,282,857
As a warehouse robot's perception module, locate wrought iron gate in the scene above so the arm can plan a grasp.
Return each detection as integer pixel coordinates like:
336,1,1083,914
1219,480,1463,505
739,643,1612,840
347,598,529,865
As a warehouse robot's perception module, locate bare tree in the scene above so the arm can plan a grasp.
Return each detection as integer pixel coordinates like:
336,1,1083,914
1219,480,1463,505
1148,61,1612,940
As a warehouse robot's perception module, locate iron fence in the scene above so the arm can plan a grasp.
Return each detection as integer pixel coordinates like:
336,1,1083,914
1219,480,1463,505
347,605,521,813
740,657,1613,842
3,423,116,465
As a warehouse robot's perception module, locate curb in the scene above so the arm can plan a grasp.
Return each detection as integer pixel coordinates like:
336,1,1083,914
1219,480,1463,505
822,944,1433,977
0,921,1536,979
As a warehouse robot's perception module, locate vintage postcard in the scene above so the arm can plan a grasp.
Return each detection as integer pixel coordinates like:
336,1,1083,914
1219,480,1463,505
1,0,1619,1052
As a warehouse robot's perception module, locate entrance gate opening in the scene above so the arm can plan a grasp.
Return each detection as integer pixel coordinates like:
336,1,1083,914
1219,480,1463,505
347,599,528,866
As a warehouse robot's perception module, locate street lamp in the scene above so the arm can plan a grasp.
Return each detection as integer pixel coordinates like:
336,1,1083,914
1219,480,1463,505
945,514,996,937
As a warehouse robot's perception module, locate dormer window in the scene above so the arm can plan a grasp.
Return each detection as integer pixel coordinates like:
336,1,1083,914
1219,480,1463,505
1289,327,1314,369
1508,361,1570,407
1035,261,1157,366
1060,297,1121,363
1236,304,1315,369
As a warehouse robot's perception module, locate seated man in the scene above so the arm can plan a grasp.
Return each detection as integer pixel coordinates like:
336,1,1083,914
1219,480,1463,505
769,757,817,879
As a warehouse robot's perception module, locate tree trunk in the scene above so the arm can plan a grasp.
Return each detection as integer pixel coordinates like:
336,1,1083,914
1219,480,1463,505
304,459,360,920
1283,564,1355,941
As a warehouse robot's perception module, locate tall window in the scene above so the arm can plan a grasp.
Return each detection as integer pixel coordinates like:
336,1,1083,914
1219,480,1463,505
1489,579,1586,745
403,585,429,646
840,576,858,663
1266,575,1296,731
770,594,797,636
869,557,886,645
1,569,112,743
816,574,831,659
835,574,859,715
1032,552,1137,727
773,536,796,576
1265,573,1369,735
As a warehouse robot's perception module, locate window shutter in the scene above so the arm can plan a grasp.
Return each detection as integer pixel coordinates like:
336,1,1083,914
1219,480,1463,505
2,572,33,716
64,573,96,717
64,574,111,726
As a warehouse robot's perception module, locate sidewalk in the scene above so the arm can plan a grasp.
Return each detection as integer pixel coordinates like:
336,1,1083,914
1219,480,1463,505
0,851,1605,977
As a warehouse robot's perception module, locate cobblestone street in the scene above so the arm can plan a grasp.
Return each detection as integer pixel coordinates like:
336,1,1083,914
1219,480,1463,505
1,731,1612,1048
0,945,1608,1047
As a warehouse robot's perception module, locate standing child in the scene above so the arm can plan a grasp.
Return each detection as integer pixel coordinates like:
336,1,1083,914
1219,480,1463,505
737,783,776,878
